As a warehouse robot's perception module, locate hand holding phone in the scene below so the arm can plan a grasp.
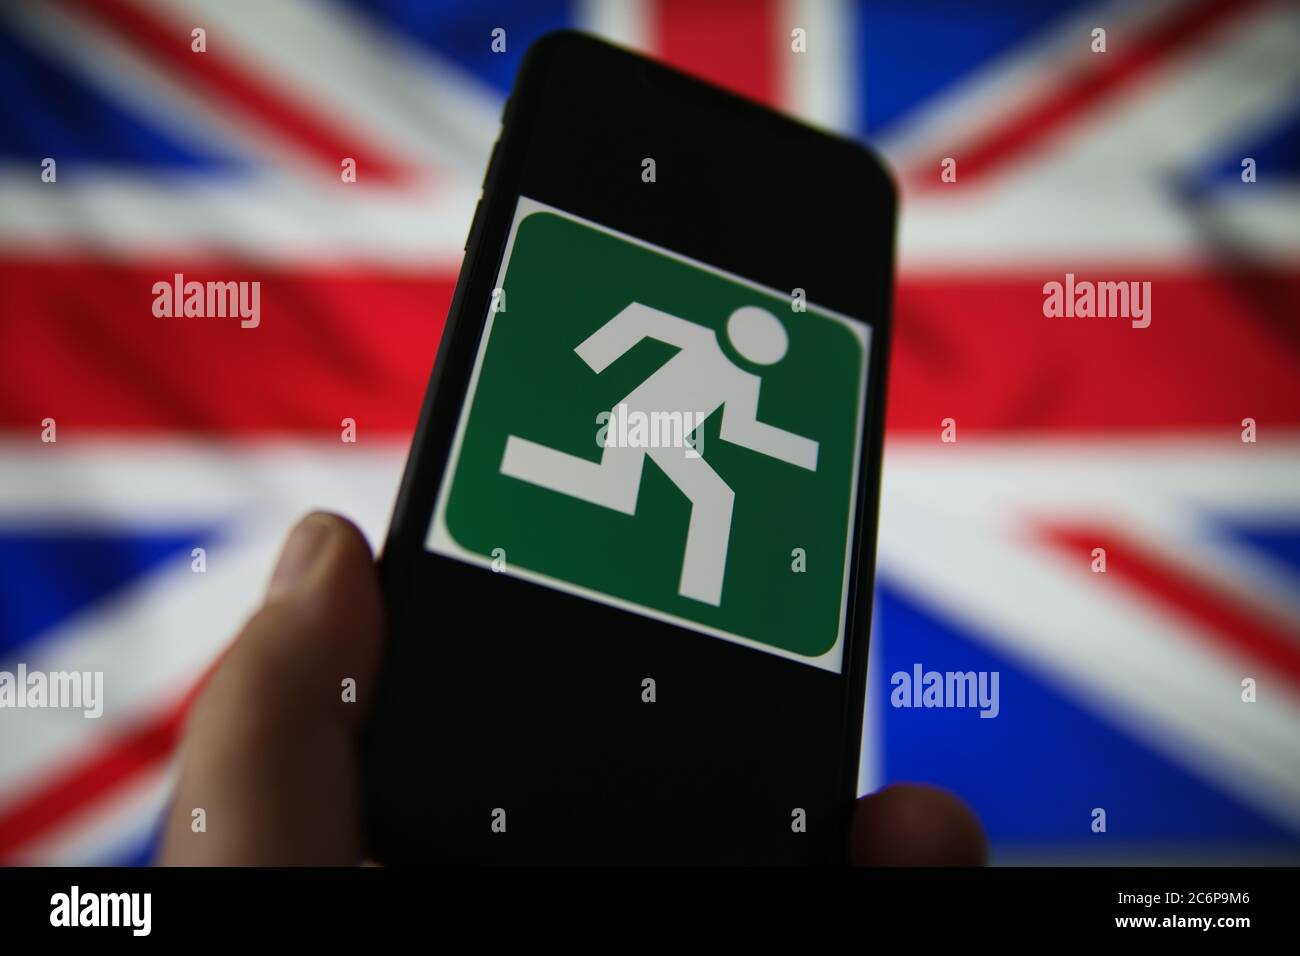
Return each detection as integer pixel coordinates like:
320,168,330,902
157,514,985,866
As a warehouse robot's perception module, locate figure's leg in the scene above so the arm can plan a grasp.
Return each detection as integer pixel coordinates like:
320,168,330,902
649,449,734,606
501,435,644,514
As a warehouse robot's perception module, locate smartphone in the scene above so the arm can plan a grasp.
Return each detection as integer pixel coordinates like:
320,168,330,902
362,31,895,865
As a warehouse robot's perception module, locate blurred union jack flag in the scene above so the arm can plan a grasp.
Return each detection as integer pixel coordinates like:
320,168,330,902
1,0,1298,864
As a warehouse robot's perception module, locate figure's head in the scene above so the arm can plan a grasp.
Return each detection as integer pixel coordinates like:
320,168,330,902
725,306,788,365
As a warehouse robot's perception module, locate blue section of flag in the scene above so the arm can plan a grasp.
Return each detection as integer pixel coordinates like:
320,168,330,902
875,583,1300,850
856,0,1092,136
1221,518,1300,582
0,528,212,658
1194,102,1300,188
0,24,234,169
340,0,573,95
109,818,165,867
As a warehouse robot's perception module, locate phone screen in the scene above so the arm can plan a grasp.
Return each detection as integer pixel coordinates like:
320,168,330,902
363,33,894,865
429,197,871,672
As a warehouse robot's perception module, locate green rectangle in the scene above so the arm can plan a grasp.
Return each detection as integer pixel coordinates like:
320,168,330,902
428,198,870,672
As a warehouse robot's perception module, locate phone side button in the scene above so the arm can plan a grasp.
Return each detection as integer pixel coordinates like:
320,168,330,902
464,198,482,252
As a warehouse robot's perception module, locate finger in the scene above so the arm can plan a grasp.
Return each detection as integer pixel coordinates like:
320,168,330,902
158,512,384,865
849,783,987,866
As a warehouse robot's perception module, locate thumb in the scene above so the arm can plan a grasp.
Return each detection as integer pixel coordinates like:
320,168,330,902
850,783,987,866
159,512,384,865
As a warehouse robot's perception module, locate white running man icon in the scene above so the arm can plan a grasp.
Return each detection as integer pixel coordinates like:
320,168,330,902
500,302,819,607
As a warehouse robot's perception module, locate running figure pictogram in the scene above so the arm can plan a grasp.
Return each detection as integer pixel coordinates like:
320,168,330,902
501,302,819,607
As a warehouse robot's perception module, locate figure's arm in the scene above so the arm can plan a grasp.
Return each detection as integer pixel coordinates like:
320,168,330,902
720,377,819,470
574,302,713,373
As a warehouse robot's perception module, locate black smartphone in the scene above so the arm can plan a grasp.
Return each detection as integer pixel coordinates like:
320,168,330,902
362,31,895,865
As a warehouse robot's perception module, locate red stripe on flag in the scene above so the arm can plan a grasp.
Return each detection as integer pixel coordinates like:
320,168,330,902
0,688,195,862
0,257,452,437
1039,524,1300,693
886,267,1300,433
3,259,1299,435
906,0,1272,191
652,0,778,106
55,0,411,183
